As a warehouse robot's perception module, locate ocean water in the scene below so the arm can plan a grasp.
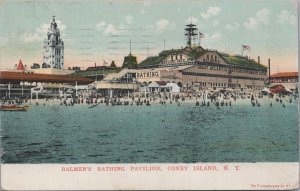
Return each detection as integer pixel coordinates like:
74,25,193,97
0,100,298,163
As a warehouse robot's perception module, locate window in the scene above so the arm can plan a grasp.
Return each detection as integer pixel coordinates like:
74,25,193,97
180,54,182,59
207,54,209,59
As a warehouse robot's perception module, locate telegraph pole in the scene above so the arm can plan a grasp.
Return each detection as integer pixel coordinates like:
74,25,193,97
129,39,131,54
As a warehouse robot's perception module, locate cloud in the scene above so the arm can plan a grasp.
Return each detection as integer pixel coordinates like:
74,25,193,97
23,33,43,43
140,7,145,14
212,20,219,26
156,19,175,32
185,16,198,24
56,20,66,32
0,36,9,46
201,6,221,19
278,10,296,25
104,24,119,35
96,21,120,35
244,8,270,30
206,32,222,42
96,21,106,31
125,15,133,24
23,19,66,43
256,8,270,23
140,0,150,14
244,17,258,30
35,23,49,34
143,0,151,7
226,22,240,30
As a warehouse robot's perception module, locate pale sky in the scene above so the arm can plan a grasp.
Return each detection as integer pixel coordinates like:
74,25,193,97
0,0,298,74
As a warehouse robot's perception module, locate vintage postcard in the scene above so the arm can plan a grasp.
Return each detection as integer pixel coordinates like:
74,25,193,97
0,0,299,190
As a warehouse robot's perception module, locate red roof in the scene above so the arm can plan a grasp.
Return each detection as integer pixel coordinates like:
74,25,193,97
271,72,298,78
269,84,286,93
270,84,285,89
0,71,93,85
17,60,25,70
156,81,167,86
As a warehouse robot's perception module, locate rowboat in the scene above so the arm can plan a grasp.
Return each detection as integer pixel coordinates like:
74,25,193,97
0,105,29,111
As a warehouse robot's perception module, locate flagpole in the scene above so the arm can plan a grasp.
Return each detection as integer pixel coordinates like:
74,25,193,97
199,32,204,46
241,45,243,56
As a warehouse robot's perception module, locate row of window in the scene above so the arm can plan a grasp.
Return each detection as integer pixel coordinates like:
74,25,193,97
182,71,265,81
169,53,218,62
55,58,61,65
195,61,266,72
160,62,191,67
197,65,227,72
201,59,220,64
55,49,61,55
270,79,298,83
171,54,183,61
163,59,187,64
193,82,241,88
206,54,218,61
47,39,61,46
196,63,266,75
45,55,64,58
160,60,266,75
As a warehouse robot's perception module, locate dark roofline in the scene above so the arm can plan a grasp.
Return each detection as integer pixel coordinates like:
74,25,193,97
221,53,267,69
139,46,267,70
86,66,117,71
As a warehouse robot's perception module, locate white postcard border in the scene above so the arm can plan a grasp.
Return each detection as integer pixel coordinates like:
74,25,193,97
1,162,299,190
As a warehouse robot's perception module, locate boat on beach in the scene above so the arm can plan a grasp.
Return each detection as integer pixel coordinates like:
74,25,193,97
0,105,29,111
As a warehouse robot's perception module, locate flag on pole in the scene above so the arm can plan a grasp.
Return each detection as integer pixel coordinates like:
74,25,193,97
199,32,204,38
242,45,251,51
198,32,204,46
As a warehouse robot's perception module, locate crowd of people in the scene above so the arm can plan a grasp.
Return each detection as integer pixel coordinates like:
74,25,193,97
1,89,298,109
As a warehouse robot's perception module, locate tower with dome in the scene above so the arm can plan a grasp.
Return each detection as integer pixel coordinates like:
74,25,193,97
42,16,64,69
